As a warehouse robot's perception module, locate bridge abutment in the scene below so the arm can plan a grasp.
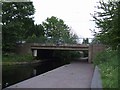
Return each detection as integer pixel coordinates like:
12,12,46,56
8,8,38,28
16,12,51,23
88,44,106,63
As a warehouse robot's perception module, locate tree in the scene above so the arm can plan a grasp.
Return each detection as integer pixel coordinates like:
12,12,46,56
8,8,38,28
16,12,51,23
40,16,80,62
2,2,35,52
42,16,78,44
26,24,46,43
91,37,101,44
91,0,120,49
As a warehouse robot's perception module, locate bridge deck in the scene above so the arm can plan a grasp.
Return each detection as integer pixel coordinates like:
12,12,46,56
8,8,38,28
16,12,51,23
31,44,89,51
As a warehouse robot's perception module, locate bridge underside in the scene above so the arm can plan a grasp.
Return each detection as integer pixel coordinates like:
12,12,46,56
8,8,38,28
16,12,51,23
31,44,91,63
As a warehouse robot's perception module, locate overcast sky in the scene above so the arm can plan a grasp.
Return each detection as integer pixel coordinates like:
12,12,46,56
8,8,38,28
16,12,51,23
31,0,99,38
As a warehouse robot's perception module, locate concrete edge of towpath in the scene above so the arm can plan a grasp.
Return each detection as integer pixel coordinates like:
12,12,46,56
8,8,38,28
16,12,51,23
91,66,103,89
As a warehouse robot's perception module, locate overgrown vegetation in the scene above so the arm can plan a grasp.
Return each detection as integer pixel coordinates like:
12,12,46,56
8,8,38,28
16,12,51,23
2,54,34,65
91,0,119,88
93,49,118,88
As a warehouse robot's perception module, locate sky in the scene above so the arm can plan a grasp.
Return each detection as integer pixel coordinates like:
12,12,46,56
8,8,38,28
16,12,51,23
31,0,99,38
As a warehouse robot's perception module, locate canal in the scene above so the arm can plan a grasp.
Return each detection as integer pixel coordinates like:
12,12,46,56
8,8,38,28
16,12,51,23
2,59,66,89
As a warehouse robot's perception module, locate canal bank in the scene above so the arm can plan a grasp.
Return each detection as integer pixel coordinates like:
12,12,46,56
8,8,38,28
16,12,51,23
5,61,94,88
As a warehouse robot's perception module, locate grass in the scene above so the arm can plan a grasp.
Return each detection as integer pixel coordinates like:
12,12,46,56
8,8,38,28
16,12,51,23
93,49,118,88
2,53,34,65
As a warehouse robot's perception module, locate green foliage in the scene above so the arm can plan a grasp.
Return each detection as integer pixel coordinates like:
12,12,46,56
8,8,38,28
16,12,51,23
42,16,78,44
2,53,34,63
91,37,101,44
26,35,46,43
26,24,46,43
25,24,45,40
93,50,109,65
91,0,120,49
93,49,118,88
93,48,116,65
2,2,35,53
99,55,118,88
92,1,119,87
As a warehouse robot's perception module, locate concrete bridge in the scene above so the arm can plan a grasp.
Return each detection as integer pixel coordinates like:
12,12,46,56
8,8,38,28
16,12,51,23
31,44,89,51
31,43,106,63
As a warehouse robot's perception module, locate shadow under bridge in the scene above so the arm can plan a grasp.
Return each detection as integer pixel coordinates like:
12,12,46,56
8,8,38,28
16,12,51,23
31,44,92,63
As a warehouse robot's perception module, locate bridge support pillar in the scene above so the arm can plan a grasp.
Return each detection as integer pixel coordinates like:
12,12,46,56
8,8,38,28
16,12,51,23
88,45,93,63
32,49,37,57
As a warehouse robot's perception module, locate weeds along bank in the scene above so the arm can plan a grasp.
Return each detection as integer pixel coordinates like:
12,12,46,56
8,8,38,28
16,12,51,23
2,54,34,65
93,48,118,88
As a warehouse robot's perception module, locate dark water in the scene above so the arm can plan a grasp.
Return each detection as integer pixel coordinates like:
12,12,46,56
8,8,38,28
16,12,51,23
2,60,66,89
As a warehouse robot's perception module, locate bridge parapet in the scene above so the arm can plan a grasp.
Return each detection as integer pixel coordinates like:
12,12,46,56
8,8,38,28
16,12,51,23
32,43,89,47
31,44,89,51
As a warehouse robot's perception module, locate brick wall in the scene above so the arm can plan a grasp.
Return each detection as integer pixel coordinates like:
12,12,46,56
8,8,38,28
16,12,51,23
15,43,33,55
89,44,106,63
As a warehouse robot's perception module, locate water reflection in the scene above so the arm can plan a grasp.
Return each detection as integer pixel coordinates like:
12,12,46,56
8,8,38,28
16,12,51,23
33,69,37,76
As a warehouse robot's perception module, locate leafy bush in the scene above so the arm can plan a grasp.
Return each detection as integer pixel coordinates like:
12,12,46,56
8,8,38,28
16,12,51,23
3,53,34,62
99,55,118,88
93,48,117,65
93,49,118,88
93,51,109,65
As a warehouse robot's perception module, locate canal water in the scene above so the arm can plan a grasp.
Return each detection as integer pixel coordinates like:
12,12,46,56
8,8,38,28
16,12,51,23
2,60,66,89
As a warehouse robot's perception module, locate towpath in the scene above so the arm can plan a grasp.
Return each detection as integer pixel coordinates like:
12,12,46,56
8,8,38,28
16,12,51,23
7,61,94,88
